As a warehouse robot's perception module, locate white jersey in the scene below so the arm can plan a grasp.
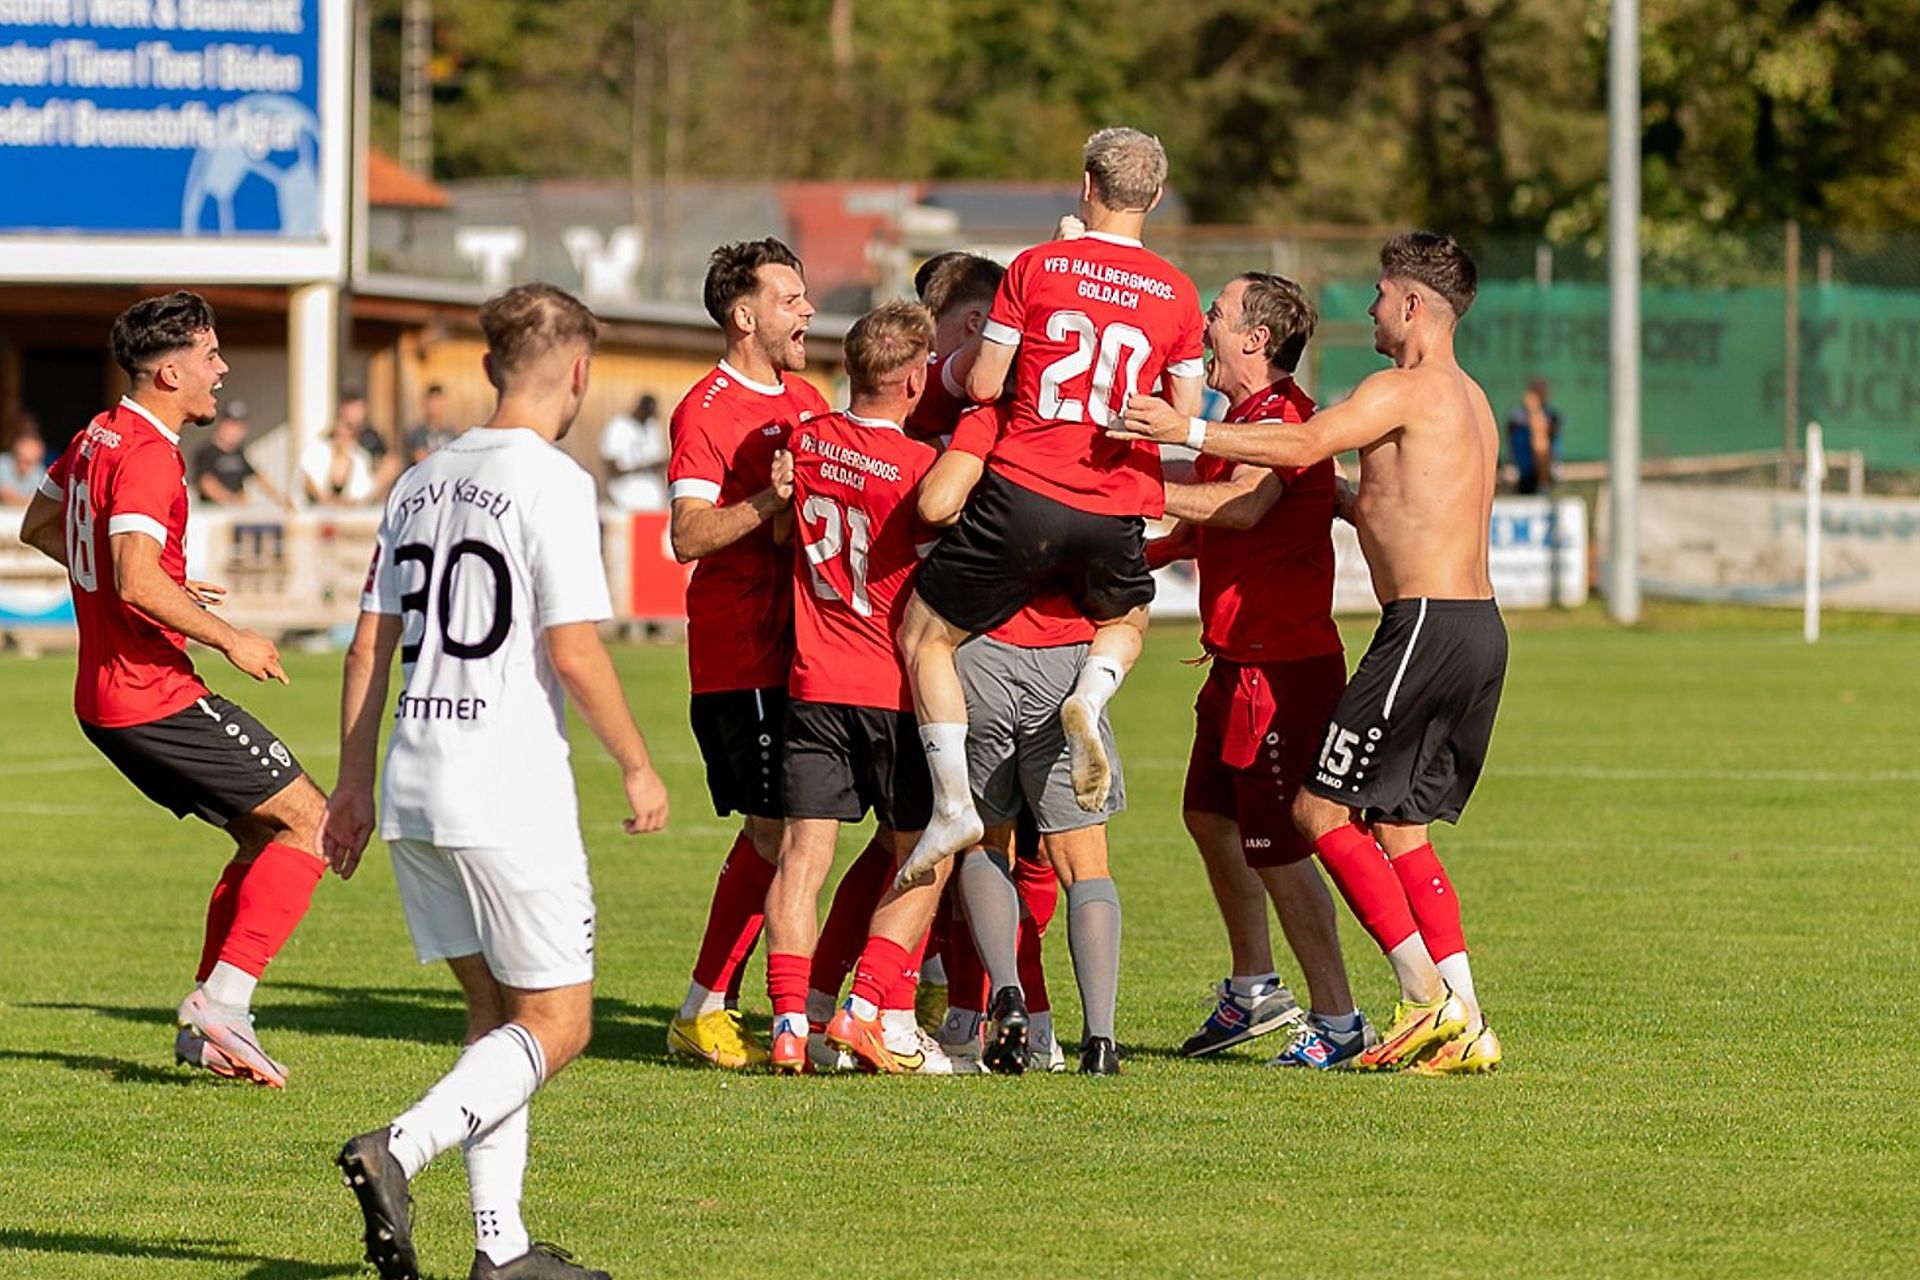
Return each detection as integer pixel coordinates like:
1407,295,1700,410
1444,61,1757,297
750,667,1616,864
363,427,613,846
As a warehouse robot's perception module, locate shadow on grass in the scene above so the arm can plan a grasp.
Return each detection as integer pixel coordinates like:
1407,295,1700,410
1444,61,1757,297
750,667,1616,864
0,1227,360,1279
23,986,683,1064
0,1048,201,1086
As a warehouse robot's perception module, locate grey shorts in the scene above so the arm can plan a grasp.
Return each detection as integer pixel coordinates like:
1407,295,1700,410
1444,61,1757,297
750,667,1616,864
956,634,1125,834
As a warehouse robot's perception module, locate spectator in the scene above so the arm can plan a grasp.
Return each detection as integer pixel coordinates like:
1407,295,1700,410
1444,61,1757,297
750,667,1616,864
190,401,285,506
0,419,47,505
1506,377,1561,495
301,407,378,507
405,383,458,464
339,387,402,490
598,392,668,510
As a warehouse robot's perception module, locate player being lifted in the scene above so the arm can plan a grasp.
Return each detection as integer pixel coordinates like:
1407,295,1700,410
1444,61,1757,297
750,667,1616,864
1117,231,1505,1074
895,126,1206,883
18,291,332,1088
665,239,830,1069
1147,273,1371,1067
328,283,669,1280
764,301,952,1075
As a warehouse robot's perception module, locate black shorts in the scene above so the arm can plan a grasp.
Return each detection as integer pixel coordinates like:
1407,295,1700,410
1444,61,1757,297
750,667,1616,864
915,469,1154,634
80,692,305,826
782,700,933,832
1305,599,1507,825
689,687,787,820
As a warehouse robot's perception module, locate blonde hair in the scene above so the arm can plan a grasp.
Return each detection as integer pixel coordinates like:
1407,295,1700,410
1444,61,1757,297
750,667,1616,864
844,301,935,397
1083,127,1167,212
478,283,600,389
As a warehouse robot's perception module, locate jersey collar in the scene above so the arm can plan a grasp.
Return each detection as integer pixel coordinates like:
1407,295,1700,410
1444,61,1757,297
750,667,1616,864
1227,377,1296,423
118,396,181,447
1082,230,1143,249
717,359,787,397
845,410,904,434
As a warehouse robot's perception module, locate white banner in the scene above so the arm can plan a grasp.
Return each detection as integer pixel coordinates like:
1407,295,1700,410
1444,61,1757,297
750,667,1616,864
1636,482,1920,611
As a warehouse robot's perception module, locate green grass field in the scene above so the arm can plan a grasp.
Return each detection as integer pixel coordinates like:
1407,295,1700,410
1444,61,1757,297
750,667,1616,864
2,605,1916,1278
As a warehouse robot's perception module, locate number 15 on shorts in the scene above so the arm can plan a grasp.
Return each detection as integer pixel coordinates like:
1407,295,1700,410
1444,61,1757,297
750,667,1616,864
1317,722,1361,780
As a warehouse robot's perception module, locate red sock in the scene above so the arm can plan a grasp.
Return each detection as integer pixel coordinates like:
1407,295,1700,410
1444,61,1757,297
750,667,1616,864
691,834,775,991
808,838,893,996
195,859,252,982
766,951,811,1021
1014,855,1057,1012
1313,823,1419,955
885,929,930,1010
216,842,324,977
850,936,911,1013
944,913,989,1013
1390,843,1465,962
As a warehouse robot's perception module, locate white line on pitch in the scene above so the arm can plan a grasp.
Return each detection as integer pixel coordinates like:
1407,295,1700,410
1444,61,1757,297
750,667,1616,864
1492,765,1920,783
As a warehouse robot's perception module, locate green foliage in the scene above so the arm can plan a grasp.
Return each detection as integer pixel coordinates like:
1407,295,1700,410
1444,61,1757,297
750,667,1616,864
370,1,1920,239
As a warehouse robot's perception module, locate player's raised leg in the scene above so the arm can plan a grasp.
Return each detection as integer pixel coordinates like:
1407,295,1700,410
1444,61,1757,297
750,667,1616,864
895,594,985,882
1061,609,1146,812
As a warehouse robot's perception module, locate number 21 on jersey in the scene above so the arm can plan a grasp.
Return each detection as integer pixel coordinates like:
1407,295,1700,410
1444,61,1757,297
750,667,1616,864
799,494,872,616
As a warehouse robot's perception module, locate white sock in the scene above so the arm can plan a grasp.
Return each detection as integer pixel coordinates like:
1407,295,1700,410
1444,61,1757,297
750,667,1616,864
1069,655,1126,717
387,1024,547,1180
678,983,725,1021
1229,971,1279,999
804,988,835,1026
846,994,879,1022
1385,933,1442,1003
466,1103,532,1266
202,962,257,1016
1029,1009,1055,1050
1436,953,1479,1017
881,1008,918,1051
773,1011,808,1040
919,723,973,816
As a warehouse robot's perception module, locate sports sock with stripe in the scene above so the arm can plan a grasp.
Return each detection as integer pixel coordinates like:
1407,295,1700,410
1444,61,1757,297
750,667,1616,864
1389,843,1477,1012
1066,877,1122,1042
387,1023,546,1180
847,935,910,1022
465,1103,532,1266
1313,823,1419,954
217,842,324,980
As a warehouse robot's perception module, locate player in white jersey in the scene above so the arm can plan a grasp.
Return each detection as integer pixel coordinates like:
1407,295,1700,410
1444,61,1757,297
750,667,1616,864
325,284,669,1280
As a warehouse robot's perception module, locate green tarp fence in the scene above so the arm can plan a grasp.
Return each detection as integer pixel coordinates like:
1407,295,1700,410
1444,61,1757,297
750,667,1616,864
1312,281,1920,468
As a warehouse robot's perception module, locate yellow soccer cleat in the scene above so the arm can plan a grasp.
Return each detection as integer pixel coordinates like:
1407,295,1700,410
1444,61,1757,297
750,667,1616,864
667,1008,770,1070
1408,1021,1503,1076
1354,989,1470,1072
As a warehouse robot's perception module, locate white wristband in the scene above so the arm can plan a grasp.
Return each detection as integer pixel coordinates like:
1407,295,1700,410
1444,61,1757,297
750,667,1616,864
1186,417,1209,451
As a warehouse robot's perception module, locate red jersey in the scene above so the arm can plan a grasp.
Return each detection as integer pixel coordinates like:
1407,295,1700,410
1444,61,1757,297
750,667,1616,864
949,404,1097,649
668,361,830,694
981,232,1204,519
903,352,971,442
45,398,210,728
788,412,938,712
1193,380,1343,664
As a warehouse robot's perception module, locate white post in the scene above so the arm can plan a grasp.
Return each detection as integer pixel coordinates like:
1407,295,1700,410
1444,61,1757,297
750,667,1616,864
1607,0,1642,624
1804,421,1824,644
286,282,340,511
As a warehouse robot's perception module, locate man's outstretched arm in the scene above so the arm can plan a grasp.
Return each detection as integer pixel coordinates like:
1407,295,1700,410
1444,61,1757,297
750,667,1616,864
1114,369,1409,468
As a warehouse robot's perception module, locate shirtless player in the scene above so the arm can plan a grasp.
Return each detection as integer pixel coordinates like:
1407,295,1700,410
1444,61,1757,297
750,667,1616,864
1114,231,1505,1074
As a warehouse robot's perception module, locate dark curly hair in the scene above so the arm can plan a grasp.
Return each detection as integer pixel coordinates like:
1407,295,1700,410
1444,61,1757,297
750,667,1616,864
703,238,804,329
110,291,216,378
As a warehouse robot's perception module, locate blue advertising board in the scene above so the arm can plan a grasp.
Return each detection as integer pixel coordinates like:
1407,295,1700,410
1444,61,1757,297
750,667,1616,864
0,0,347,282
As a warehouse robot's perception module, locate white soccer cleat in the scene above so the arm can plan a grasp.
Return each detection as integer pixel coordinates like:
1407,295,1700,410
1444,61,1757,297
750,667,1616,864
894,807,984,889
1059,696,1111,812
881,1014,956,1076
177,989,287,1088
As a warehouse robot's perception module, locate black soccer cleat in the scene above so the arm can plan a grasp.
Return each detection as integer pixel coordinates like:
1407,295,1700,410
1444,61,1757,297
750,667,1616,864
336,1128,418,1280
1079,1036,1121,1076
469,1242,612,1279
983,985,1030,1076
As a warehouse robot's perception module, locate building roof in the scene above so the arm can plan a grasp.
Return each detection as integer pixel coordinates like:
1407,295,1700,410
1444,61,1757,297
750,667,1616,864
367,149,453,210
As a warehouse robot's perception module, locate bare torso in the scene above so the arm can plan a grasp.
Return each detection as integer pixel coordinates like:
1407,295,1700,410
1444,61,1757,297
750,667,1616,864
1350,362,1499,603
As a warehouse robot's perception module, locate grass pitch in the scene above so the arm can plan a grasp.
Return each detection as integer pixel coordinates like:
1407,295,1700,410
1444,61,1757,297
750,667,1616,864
1,605,1915,1278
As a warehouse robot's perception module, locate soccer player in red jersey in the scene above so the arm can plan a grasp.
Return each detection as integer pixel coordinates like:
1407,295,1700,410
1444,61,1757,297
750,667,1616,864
1117,232,1505,1075
664,239,832,1069
758,302,950,1075
1147,273,1373,1068
17,292,333,1088
897,127,1206,880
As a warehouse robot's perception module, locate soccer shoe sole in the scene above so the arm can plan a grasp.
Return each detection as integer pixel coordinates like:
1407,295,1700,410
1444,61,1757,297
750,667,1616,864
983,995,1030,1076
336,1132,418,1280
894,810,985,889
1180,1001,1307,1057
1060,697,1111,812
